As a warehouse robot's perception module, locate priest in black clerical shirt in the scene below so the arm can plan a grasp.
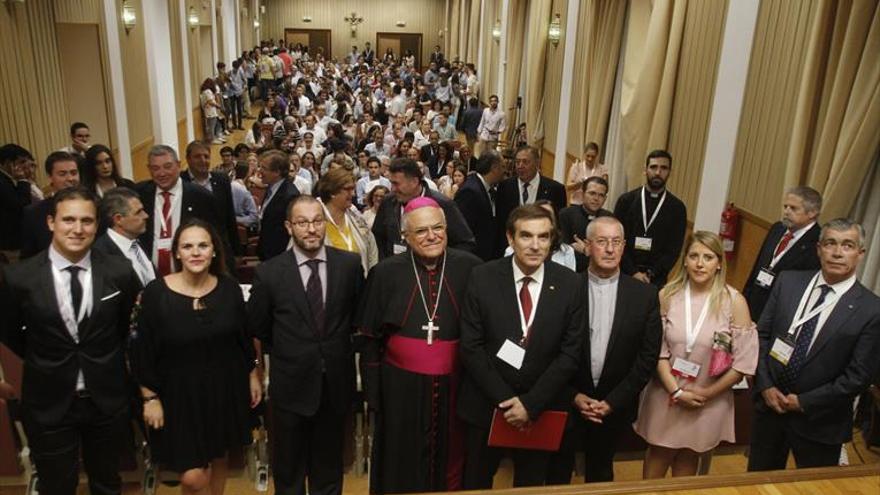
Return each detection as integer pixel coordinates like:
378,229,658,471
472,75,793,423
612,149,686,288
558,176,613,271
357,197,482,494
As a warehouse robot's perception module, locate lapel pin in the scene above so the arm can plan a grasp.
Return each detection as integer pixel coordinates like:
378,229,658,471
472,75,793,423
187,206,193,212
550,285,555,290
848,304,853,309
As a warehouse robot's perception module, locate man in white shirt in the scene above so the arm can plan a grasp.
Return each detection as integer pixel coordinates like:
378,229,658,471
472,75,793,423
388,85,407,117
59,122,91,158
433,113,457,143
355,156,391,208
364,132,390,159
93,187,155,286
301,114,327,144
547,217,662,483
477,95,506,155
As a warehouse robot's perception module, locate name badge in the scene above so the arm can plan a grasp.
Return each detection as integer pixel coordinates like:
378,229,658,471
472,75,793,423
756,268,775,288
671,357,701,379
635,236,653,251
156,238,172,250
497,339,525,370
769,337,794,365
393,243,407,255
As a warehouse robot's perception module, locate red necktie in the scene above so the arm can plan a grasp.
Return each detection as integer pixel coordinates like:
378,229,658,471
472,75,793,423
158,191,172,276
774,230,794,257
519,276,533,334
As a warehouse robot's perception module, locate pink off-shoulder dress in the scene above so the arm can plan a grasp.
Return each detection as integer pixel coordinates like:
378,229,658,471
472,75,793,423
633,286,758,453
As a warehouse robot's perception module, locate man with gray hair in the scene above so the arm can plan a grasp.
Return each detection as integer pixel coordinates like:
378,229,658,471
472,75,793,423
750,218,880,470
134,144,220,276
93,187,155,285
744,186,823,320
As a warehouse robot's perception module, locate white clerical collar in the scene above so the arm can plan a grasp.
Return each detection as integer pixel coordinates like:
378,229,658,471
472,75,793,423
588,269,620,286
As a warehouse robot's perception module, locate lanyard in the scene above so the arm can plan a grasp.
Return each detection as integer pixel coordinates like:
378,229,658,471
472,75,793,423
322,203,354,251
786,273,837,337
640,187,667,233
684,283,711,353
516,277,539,340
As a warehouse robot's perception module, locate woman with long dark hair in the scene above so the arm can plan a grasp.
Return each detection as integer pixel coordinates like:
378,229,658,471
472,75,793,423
81,144,134,198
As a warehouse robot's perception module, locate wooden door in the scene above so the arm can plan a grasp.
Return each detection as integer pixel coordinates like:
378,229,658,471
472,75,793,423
284,29,332,60
376,33,423,69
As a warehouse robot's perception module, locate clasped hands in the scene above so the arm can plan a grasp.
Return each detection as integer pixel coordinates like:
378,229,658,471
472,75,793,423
761,386,802,414
573,393,613,423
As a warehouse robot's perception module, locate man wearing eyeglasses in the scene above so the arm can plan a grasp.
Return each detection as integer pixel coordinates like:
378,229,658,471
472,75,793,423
749,218,880,471
248,195,365,495
547,216,662,483
356,197,482,493
558,176,614,271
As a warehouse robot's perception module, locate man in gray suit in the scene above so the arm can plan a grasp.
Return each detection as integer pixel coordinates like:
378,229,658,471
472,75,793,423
749,218,880,470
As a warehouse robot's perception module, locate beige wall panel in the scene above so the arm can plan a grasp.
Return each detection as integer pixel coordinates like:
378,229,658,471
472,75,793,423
199,26,216,86
188,26,204,113
56,23,111,147
115,0,154,150
0,0,69,181
54,0,101,24
666,0,727,222
729,0,819,221
170,0,187,118
261,0,445,63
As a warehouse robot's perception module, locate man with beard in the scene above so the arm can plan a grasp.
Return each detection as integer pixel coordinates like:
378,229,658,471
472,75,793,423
613,149,686,288
357,197,482,493
248,195,364,495
742,187,822,321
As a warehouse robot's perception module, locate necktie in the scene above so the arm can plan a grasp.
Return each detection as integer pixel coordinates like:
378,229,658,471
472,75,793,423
158,191,172,276
774,230,794,257
777,284,834,393
519,276,533,343
305,259,325,335
66,266,83,321
130,241,154,285
521,182,530,205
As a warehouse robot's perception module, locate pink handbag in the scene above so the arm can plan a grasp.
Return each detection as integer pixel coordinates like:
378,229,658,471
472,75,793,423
709,330,733,377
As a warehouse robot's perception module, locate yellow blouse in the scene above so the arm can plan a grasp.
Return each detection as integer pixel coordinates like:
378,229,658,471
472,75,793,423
325,216,360,254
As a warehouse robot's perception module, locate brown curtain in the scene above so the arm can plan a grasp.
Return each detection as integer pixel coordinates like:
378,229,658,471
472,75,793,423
785,0,880,220
502,0,528,136
466,0,482,63
566,0,626,160
619,0,688,189
523,0,553,146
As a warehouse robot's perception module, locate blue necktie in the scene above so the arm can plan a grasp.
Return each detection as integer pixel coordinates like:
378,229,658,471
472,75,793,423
778,284,833,393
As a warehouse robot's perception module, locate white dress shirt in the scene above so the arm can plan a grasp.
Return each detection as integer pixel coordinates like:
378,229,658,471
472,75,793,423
151,178,183,267
517,176,538,205
588,270,619,386
107,228,155,285
512,258,544,340
49,245,92,390
293,244,327,303
798,272,858,351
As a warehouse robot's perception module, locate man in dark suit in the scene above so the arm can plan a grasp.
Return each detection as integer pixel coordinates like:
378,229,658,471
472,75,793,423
180,141,242,256
362,42,375,65
458,205,586,489
547,216,661,483
420,130,441,178
495,146,566,236
93,187,155,286
134,144,220,277
372,158,475,260
256,150,300,261
0,144,34,261
743,187,822,321
454,150,505,260
613,149,686,289
20,151,82,259
248,195,364,495
748,218,880,470
558,177,613,246
0,187,141,495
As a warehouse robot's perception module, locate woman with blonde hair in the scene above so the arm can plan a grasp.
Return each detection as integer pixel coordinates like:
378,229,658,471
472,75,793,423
633,231,758,478
315,167,378,275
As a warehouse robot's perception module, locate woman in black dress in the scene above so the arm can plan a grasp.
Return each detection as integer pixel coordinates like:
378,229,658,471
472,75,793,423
131,219,261,493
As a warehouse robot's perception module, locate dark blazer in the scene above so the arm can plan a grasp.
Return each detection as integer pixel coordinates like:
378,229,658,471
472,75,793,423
558,206,613,245
247,247,365,416
420,144,440,178
19,198,53,259
743,222,821,321
181,170,242,256
495,174,567,225
754,270,880,445
362,48,375,65
0,172,32,251
372,184,476,260
0,250,141,424
454,174,498,260
256,179,300,261
134,179,220,257
613,187,687,288
570,274,661,422
457,258,586,428
92,232,125,258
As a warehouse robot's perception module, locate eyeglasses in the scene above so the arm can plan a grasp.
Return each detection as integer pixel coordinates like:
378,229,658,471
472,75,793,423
409,224,446,239
291,219,326,229
820,239,860,253
591,238,624,249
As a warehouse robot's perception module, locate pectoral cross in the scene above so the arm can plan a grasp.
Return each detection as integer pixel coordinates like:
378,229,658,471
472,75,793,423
422,320,438,345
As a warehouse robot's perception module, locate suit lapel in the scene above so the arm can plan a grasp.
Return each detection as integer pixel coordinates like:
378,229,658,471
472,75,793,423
82,254,106,338
598,277,628,386
528,262,556,344
283,251,317,333
804,283,862,363
499,260,522,343
38,254,73,343
324,248,340,325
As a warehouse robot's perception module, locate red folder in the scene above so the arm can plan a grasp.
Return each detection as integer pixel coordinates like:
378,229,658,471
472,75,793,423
487,409,568,451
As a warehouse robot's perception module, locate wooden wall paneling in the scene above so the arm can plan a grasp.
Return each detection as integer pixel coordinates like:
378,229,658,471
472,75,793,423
117,0,154,150
130,136,155,182
56,23,112,147
726,208,772,291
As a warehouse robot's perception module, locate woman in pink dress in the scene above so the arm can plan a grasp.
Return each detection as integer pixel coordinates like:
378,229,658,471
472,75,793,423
633,231,758,478
566,142,608,205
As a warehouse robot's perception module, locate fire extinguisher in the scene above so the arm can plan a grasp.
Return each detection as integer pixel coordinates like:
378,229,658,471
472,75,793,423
719,203,739,260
